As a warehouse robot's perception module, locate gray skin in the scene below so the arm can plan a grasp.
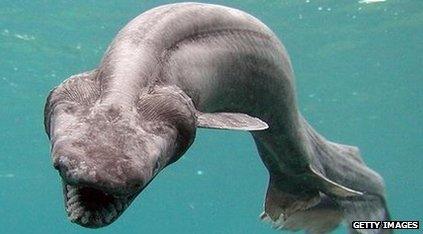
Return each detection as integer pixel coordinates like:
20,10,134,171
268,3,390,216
44,3,390,233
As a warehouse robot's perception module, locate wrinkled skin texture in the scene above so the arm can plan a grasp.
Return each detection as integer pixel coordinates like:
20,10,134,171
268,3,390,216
53,104,171,193
45,3,390,232
46,76,196,227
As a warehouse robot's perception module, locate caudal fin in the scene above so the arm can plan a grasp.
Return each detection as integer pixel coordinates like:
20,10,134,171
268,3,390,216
301,116,391,233
339,195,392,234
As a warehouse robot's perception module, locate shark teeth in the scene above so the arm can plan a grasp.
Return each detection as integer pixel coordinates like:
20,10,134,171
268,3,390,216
66,185,78,197
81,211,90,225
260,212,286,230
63,183,131,227
67,194,80,205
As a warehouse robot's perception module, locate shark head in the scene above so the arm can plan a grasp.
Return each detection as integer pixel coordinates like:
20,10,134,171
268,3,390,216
45,85,197,228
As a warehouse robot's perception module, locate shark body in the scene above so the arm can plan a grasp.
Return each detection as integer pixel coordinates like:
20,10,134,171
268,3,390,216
44,3,390,233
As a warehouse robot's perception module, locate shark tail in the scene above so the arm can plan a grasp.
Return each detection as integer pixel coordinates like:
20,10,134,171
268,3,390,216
339,195,392,234
260,118,391,233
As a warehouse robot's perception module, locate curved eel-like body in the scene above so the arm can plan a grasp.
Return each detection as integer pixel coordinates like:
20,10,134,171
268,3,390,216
44,3,390,233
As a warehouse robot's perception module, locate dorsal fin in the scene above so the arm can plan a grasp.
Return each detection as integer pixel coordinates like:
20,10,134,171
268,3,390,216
327,141,364,164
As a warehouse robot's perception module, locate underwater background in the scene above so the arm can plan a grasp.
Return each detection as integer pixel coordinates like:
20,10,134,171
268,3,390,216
0,0,421,233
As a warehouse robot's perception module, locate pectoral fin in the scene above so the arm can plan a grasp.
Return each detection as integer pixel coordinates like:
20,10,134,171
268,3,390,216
196,111,269,131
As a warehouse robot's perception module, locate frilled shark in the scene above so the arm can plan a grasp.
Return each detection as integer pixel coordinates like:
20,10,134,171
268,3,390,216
44,2,390,233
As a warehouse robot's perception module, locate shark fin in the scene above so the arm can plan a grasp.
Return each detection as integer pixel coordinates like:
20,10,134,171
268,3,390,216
196,111,269,131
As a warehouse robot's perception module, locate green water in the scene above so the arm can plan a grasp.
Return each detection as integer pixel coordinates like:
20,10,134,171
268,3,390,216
0,0,421,233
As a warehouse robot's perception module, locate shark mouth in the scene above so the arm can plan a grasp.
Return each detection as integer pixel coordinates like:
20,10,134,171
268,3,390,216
63,181,135,228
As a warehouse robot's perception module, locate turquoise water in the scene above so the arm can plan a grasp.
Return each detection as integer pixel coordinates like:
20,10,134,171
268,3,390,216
0,0,421,233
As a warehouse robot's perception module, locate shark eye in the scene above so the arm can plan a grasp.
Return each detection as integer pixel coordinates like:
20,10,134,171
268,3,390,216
154,125,166,133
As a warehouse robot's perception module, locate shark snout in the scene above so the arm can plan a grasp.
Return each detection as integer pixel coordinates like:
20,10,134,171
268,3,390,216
53,154,145,196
